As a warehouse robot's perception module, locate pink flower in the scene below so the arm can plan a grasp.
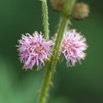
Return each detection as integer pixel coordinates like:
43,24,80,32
61,29,88,66
17,31,53,70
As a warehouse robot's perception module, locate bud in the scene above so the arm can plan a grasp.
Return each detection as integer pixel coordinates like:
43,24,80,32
72,3,89,20
50,0,65,12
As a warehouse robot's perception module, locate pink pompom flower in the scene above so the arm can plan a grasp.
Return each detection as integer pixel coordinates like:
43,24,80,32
17,31,53,70
61,29,88,66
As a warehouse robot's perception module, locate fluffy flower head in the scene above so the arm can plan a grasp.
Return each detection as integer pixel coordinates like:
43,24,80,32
17,31,53,70
61,29,88,66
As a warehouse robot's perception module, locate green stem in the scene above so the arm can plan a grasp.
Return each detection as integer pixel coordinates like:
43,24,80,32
38,17,67,103
41,0,49,40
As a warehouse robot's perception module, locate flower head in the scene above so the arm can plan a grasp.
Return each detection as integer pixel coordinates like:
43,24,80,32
61,29,88,66
17,31,53,70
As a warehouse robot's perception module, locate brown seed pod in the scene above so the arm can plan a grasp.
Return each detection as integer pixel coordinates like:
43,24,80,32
72,2,89,20
50,0,65,12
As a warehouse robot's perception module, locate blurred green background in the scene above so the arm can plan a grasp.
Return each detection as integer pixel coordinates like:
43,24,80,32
0,0,103,103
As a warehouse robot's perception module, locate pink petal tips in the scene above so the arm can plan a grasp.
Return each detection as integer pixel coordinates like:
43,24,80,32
17,31,53,70
61,29,88,66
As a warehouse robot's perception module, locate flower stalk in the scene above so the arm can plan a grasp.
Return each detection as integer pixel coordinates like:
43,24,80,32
41,0,49,40
38,17,68,103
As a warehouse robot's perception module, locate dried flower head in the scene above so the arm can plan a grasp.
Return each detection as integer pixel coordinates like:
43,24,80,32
50,0,65,12
17,31,53,70
61,29,88,66
72,3,89,20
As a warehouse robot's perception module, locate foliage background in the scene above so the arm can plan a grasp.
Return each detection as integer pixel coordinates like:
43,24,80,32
0,0,103,103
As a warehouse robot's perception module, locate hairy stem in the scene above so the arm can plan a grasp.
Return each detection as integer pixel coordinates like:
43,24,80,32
41,0,49,40
38,16,67,103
